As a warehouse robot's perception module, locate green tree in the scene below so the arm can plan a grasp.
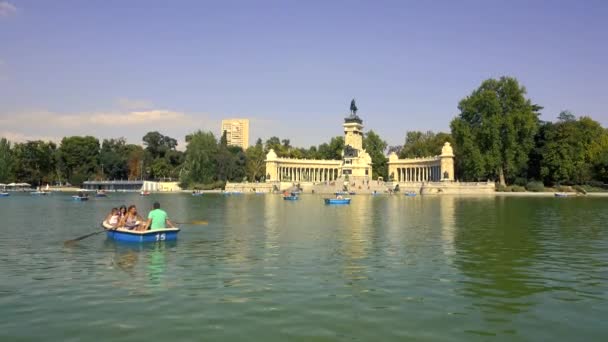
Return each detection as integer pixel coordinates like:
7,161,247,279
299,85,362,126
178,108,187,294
246,139,266,181
450,77,541,185
0,138,15,183
399,131,453,158
99,138,130,180
142,131,178,159
58,136,100,184
363,130,388,179
536,113,608,185
13,140,57,185
320,136,345,160
181,131,218,185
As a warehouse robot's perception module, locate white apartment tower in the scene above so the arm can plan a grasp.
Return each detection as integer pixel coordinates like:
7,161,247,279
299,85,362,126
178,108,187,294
221,119,250,150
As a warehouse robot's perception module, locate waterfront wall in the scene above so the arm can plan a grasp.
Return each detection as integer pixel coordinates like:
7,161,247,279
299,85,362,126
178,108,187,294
226,180,496,195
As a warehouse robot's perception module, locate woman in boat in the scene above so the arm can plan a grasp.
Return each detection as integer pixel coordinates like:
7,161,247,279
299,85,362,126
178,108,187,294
119,205,145,230
104,208,120,229
118,205,127,219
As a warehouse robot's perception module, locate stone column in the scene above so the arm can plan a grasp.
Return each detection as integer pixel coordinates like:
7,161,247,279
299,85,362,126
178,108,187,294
440,143,455,181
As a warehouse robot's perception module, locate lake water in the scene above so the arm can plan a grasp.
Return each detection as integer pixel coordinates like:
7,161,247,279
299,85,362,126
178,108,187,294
1,193,607,341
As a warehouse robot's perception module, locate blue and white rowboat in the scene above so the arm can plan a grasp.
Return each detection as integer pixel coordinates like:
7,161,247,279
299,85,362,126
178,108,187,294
102,222,180,242
325,198,351,205
283,195,299,201
0,192,9,197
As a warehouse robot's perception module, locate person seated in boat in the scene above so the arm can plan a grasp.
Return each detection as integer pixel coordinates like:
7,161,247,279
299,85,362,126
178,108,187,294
104,208,120,229
119,205,145,230
336,195,343,199
118,205,127,219
142,202,175,231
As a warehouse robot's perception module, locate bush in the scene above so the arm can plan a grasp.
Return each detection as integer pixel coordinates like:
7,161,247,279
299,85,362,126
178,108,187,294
496,184,508,192
555,185,574,192
510,185,526,192
573,185,587,194
514,177,528,186
526,181,545,192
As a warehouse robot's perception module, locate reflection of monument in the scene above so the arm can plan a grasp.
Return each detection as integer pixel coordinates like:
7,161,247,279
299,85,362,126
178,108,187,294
265,100,372,182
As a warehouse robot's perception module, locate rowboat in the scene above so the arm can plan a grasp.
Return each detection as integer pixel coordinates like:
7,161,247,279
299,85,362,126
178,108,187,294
140,191,151,196
31,191,50,196
72,195,89,201
95,191,107,197
405,191,417,197
191,192,203,196
554,192,570,197
0,192,9,197
283,195,299,200
325,198,351,204
102,221,180,242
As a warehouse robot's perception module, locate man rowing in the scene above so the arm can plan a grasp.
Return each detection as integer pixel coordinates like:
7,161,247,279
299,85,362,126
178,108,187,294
142,202,175,231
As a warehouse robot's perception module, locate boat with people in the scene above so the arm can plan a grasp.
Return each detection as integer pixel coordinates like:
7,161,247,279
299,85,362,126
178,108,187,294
95,190,108,197
283,195,299,201
102,221,180,242
31,184,51,196
324,198,351,205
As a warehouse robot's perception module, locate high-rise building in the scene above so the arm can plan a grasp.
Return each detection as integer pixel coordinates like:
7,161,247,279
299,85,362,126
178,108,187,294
221,119,250,150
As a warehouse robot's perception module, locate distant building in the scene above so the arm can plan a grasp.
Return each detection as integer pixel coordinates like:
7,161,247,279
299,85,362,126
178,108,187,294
221,119,250,150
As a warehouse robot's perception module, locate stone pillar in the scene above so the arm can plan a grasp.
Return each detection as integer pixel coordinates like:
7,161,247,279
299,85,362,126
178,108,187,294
265,149,278,182
440,142,455,181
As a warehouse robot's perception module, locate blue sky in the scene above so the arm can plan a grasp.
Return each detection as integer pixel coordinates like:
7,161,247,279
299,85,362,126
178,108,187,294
1,0,607,148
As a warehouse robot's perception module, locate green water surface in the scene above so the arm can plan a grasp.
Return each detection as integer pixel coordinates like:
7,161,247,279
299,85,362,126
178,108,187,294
0,193,606,341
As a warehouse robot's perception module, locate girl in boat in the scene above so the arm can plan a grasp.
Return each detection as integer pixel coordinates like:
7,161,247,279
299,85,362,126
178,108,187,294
104,208,120,229
119,205,145,230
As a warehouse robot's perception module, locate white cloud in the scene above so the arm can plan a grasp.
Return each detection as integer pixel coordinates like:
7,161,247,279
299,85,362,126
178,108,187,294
0,131,59,143
116,98,152,110
0,1,17,17
0,107,220,147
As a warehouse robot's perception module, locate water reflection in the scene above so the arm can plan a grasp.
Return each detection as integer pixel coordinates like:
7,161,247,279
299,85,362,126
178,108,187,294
452,197,544,335
103,240,176,290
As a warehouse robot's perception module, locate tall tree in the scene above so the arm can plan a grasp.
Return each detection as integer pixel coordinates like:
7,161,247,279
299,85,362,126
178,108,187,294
0,138,15,183
58,136,100,184
399,131,453,158
181,131,218,185
100,138,130,180
536,113,608,185
13,140,57,185
363,130,388,179
142,131,178,159
246,139,266,181
451,77,541,185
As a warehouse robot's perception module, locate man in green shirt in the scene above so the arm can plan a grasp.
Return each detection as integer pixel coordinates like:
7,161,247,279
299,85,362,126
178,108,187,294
145,202,175,230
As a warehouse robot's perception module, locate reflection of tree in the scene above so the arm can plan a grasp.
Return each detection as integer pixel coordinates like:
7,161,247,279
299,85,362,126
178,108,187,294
452,198,544,320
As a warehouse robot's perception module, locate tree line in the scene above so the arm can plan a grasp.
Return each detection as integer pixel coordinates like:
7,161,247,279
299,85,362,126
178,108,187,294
1,76,606,188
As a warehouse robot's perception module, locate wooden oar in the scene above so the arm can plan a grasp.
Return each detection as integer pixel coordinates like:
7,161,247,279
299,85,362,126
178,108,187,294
173,220,208,225
64,229,107,245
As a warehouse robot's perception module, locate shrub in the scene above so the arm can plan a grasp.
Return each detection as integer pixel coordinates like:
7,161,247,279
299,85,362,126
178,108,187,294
526,181,545,192
555,185,574,192
573,185,587,194
514,177,527,186
496,184,508,192
511,185,526,192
